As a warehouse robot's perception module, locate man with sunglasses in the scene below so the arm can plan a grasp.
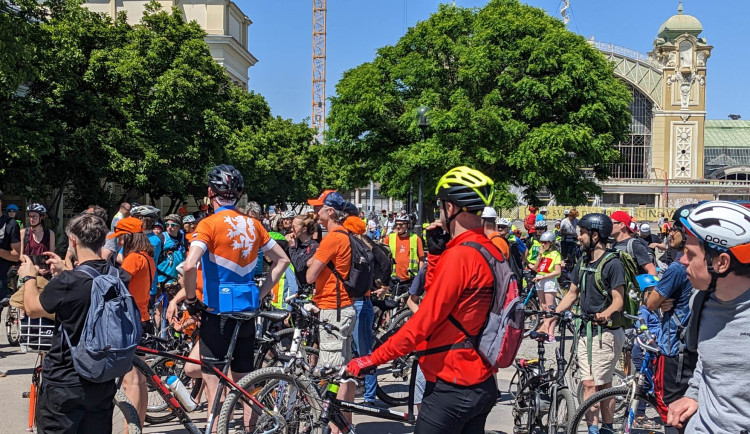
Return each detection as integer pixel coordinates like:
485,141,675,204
157,214,186,289
386,215,424,282
611,210,657,276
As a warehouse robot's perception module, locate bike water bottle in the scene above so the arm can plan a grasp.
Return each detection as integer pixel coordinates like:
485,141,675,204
166,375,198,411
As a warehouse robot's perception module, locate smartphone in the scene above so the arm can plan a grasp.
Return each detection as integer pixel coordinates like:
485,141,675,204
29,254,50,270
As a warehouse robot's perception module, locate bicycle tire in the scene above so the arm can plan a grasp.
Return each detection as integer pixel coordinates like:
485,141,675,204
524,298,541,335
573,368,627,410
5,306,20,346
267,328,320,367
216,366,321,434
547,387,575,434
386,309,412,333
373,327,415,406
114,389,143,434
568,386,665,434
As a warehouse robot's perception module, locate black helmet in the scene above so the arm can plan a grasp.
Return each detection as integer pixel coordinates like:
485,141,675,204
208,164,244,199
672,203,699,229
26,203,47,214
577,213,612,241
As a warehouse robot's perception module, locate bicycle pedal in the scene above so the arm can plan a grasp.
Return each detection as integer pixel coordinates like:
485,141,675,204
22,392,30,398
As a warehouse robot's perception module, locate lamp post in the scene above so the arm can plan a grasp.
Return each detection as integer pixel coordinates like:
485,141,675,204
651,167,669,209
417,106,430,235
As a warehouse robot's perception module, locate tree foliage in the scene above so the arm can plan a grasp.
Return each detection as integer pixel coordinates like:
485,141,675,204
1,0,319,215
326,0,631,206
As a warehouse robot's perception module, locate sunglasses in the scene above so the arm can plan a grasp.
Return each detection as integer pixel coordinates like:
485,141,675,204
165,222,180,228
395,223,407,227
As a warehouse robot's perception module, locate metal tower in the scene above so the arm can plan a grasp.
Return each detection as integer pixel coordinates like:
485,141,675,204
312,0,326,144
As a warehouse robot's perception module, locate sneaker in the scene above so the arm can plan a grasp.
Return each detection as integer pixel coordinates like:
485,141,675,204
545,337,557,344
0,370,6,378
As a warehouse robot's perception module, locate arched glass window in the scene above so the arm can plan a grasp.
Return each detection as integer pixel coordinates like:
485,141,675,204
611,84,653,179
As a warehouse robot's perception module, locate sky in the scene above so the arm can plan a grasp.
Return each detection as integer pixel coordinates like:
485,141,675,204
237,0,750,124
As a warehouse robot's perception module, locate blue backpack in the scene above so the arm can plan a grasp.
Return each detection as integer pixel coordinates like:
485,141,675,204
61,265,142,383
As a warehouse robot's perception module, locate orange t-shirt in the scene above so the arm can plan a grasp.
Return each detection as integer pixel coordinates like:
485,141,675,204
392,233,424,281
487,231,510,260
121,251,155,322
312,228,353,310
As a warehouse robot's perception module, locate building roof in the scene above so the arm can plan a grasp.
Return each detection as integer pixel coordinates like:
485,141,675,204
705,120,750,148
657,2,702,40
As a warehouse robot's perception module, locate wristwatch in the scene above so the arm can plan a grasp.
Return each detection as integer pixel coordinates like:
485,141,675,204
20,275,37,284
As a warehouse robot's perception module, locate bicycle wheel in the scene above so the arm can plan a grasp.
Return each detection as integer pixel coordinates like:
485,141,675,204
573,368,627,411
568,386,665,434
546,387,575,434
386,309,412,333
5,306,20,346
113,389,143,434
217,366,321,434
265,328,320,367
373,328,415,406
524,298,541,335
145,356,202,424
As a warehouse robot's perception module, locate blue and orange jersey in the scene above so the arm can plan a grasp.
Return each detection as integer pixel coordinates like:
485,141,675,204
190,206,275,309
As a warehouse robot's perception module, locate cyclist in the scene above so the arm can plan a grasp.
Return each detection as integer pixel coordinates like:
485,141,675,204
182,214,196,236
21,203,56,266
386,214,424,282
6,203,22,227
0,191,21,317
277,210,295,235
481,206,510,260
524,220,547,270
181,164,290,424
610,210,657,276
497,217,524,283
555,213,626,434
348,166,502,433
667,201,750,432
523,205,538,244
560,209,579,263
533,231,562,343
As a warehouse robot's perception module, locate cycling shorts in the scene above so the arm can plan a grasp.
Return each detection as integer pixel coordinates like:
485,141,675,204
199,311,255,374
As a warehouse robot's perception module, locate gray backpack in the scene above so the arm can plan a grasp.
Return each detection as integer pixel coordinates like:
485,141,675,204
61,265,142,383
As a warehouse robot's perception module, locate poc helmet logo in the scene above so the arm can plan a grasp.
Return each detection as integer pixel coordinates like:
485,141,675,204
704,235,728,246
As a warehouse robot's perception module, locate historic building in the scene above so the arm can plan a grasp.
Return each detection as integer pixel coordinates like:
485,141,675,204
84,0,257,88
594,3,750,207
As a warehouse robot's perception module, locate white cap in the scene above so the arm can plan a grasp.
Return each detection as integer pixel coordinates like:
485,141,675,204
563,209,570,216
540,207,548,213
481,206,498,219
640,223,651,235
629,222,637,232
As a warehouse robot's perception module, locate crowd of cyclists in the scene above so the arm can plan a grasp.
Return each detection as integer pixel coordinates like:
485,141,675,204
1,162,750,433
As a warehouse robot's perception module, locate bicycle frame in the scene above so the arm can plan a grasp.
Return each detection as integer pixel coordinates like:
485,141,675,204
319,381,416,433
623,340,658,431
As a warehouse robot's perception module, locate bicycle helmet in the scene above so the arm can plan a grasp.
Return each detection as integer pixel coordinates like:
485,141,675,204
6,204,18,212
280,210,296,219
577,213,613,242
534,220,548,230
481,206,498,220
636,274,659,292
435,166,494,213
26,203,46,214
496,217,511,227
207,164,244,199
164,214,182,225
394,215,410,223
183,215,196,224
539,231,556,243
130,204,160,219
682,200,750,263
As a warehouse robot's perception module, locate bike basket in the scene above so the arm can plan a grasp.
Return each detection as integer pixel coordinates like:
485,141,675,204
20,317,55,353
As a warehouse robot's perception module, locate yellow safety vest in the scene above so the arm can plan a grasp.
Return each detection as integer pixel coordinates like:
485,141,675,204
271,263,295,310
526,239,542,266
388,232,420,278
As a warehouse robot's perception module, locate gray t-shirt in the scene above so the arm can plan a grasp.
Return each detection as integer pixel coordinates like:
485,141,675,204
613,237,652,275
685,288,750,432
560,217,578,241
103,231,118,255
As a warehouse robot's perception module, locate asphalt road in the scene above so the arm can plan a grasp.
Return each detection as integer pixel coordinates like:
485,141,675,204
0,321,548,434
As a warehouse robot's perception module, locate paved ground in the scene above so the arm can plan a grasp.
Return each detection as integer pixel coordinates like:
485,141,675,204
0,323,550,433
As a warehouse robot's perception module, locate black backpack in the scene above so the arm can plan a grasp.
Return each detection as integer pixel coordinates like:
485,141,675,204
365,236,393,289
328,229,375,313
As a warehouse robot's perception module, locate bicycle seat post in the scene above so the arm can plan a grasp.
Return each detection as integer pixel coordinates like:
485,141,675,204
221,317,245,375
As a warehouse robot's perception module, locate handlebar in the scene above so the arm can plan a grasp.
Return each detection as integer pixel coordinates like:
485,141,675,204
523,309,596,323
284,294,341,334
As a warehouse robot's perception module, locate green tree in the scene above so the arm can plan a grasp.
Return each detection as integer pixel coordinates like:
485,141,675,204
326,0,631,207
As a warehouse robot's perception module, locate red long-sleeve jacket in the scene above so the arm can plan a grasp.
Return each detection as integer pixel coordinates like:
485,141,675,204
368,228,498,386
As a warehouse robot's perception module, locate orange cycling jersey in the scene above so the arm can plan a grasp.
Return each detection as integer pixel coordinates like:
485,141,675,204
368,228,498,386
190,206,274,311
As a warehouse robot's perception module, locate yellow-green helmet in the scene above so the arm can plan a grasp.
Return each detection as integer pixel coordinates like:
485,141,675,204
435,166,494,213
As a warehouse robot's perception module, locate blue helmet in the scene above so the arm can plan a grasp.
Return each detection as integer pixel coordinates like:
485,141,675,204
6,204,18,211
636,274,659,292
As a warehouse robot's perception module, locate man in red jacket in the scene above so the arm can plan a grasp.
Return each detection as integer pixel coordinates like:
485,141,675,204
524,205,538,237
347,166,500,433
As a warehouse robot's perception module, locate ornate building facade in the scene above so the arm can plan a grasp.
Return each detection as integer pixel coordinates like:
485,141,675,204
84,0,257,88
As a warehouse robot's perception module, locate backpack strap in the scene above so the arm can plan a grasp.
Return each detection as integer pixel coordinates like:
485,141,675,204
593,252,617,297
76,264,101,279
326,228,351,322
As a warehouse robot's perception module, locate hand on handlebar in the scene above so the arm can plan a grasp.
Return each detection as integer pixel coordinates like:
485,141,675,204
185,298,209,316
346,356,376,378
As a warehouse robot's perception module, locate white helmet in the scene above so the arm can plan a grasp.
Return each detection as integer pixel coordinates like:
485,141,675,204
540,231,556,243
481,206,498,219
683,200,750,264
496,217,511,227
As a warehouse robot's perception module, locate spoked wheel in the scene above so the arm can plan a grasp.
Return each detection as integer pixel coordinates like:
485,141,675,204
569,386,666,433
524,298,541,336
545,388,575,434
113,390,143,433
5,306,21,346
373,328,415,406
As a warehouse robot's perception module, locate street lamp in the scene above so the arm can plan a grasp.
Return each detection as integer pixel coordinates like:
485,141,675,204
651,167,669,209
417,106,430,235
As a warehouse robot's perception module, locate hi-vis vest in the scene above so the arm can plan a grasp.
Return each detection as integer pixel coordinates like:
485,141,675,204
271,263,296,310
388,232,420,278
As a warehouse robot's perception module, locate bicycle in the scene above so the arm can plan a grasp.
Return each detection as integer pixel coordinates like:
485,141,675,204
3,300,21,346
568,315,666,434
17,317,141,433
510,309,580,434
521,269,542,334
134,309,291,433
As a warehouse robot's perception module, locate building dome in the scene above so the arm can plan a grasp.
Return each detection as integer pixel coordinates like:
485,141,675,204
657,3,702,40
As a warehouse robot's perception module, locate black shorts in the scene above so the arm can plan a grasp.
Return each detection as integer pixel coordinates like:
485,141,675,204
199,311,255,374
415,375,497,434
36,380,116,434
654,351,698,425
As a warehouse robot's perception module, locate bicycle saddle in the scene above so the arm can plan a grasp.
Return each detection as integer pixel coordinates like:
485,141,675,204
258,310,289,322
529,331,549,342
224,311,260,322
